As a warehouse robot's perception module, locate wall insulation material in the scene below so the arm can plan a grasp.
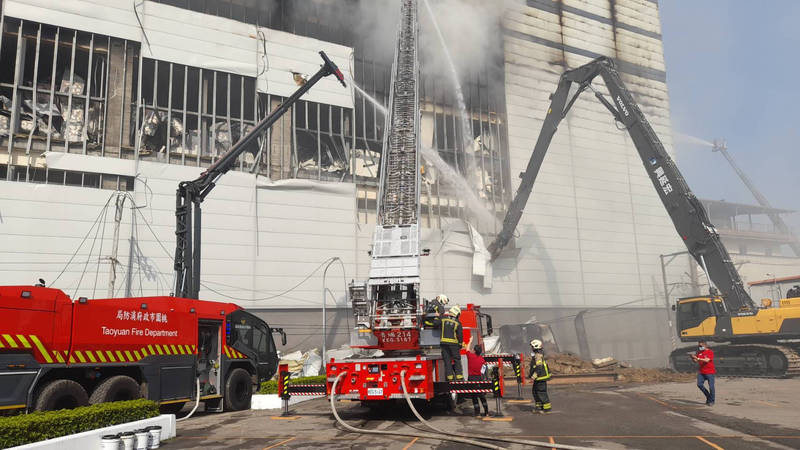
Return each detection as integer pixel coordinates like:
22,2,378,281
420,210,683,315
501,0,685,307
44,152,137,177
3,0,354,108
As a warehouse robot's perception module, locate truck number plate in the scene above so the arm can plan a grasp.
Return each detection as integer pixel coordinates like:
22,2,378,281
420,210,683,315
367,388,383,397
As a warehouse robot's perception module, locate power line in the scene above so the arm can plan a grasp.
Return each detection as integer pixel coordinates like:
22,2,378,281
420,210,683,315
51,193,117,287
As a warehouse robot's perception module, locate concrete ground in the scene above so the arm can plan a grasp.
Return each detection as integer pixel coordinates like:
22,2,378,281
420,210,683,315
163,379,800,449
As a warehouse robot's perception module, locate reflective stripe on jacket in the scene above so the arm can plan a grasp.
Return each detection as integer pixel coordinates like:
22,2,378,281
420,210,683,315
440,317,462,344
529,353,551,382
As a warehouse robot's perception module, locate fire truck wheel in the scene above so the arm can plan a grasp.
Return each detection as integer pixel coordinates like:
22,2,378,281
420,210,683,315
89,375,142,404
223,368,252,411
34,379,89,411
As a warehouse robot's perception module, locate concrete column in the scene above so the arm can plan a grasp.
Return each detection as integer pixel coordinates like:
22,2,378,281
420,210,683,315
269,97,292,180
104,39,135,155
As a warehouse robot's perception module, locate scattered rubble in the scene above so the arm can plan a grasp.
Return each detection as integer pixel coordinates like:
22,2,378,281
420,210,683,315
519,352,693,384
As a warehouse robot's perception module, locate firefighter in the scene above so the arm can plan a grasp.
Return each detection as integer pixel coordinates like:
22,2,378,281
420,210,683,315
424,294,449,328
441,305,464,381
528,339,551,413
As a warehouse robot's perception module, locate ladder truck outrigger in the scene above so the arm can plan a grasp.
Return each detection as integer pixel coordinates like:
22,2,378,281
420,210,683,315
487,56,800,377
279,0,522,412
0,52,348,413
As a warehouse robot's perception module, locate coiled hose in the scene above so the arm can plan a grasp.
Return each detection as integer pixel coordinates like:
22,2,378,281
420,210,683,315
398,370,598,450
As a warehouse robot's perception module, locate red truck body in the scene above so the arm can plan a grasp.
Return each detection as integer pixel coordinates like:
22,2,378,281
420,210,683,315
0,286,279,412
326,303,493,401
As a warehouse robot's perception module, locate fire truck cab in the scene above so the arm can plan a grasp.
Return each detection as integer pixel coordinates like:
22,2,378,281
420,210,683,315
0,286,283,412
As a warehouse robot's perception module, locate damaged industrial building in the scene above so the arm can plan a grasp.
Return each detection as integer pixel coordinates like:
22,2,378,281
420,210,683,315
1,0,798,369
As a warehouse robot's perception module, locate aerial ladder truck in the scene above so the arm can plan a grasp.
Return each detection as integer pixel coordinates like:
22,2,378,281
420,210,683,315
277,1,519,410
488,57,800,377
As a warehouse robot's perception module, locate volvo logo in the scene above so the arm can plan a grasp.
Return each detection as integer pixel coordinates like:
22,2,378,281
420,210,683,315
616,95,629,117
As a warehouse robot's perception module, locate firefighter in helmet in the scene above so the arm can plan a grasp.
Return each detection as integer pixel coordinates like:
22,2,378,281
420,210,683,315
528,339,552,413
440,305,464,380
424,294,449,328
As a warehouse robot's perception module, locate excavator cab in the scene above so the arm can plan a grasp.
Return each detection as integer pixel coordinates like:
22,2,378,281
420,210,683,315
675,297,727,339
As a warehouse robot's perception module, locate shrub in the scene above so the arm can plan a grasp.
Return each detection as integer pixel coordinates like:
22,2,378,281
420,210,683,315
0,399,159,449
258,375,327,394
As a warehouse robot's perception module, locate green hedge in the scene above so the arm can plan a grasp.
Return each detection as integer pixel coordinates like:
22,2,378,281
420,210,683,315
259,375,327,394
0,399,159,449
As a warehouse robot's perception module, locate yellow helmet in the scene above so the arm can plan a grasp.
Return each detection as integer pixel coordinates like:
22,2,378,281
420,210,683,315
449,305,461,316
530,339,543,350
435,294,449,305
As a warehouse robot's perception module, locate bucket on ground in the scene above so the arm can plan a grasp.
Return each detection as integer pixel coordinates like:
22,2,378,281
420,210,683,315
146,425,163,449
134,429,149,450
100,434,120,450
120,431,136,450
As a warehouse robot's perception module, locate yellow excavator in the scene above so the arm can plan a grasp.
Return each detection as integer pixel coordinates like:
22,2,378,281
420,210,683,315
488,57,800,377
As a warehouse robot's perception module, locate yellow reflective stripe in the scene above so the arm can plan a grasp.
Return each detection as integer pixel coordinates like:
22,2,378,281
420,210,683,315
16,335,32,348
224,346,231,357
95,351,106,363
106,351,116,362
29,335,53,363
55,352,65,363
116,351,125,362
184,345,191,354
155,345,164,355
75,351,86,363
133,350,142,360
176,345,185,355
3,335,19,348
125,351,134,361
0,339,4,348
68,354,75,363
148,345,156,355
170,345,178,355
163,345,171,355
191,345,196,353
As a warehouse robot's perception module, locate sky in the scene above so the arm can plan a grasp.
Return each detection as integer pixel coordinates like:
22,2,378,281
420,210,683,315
659,1,800,223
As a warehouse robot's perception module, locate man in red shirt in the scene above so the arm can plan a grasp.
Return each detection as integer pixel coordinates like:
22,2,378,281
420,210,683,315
692,339,715,406
466,343,489,417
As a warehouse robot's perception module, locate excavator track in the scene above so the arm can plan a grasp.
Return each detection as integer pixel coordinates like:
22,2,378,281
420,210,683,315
670,343,800,378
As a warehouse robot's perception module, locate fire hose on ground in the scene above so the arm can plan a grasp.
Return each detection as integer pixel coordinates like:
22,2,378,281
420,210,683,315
397,370,598,450
330,372,503,449
329,372,599,450
175,378,201,423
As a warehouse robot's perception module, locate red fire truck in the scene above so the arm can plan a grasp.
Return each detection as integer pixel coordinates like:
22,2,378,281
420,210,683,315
0,52,347,414
325,303,499,403
0,285,285,413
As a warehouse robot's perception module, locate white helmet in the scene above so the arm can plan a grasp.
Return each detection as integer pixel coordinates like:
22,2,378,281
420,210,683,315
435,294,449,305
530,339,543,350
448,305,461,316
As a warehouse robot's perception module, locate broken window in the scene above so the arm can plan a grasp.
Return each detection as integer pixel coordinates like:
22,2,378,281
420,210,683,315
132,59,261,170
292,100,352,181
0,18,118,165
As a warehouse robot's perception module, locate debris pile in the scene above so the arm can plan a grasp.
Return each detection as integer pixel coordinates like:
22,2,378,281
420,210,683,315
521,352,693,383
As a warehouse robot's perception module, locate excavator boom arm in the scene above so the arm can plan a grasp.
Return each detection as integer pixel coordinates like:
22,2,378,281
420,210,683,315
488,57,755,312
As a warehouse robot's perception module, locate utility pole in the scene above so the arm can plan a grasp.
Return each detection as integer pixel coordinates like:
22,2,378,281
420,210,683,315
712,139,800,257
107,193,127,297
